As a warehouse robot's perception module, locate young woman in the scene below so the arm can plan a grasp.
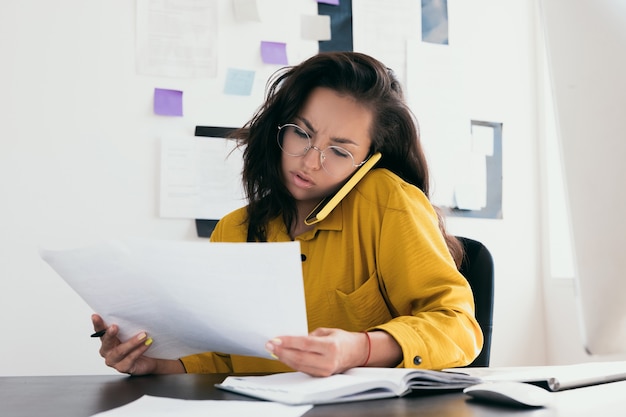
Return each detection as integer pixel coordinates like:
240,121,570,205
92,52,483,377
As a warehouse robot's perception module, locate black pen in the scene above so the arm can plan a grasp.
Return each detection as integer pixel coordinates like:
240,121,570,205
90,329,106,338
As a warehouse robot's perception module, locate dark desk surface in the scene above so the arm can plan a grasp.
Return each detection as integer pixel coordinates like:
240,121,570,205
1,373,622,417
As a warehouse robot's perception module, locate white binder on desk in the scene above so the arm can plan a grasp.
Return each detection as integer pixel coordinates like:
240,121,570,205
452,361,626,391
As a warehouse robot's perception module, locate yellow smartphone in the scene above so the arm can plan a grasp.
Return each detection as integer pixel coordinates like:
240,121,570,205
304,152,382,225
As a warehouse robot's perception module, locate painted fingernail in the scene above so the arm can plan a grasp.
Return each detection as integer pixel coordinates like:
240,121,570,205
137,332,147,341
144,337,153,346
270,338,282,345
265,345,278,358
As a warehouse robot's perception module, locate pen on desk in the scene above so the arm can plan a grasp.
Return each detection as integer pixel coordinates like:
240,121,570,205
90,329,106,338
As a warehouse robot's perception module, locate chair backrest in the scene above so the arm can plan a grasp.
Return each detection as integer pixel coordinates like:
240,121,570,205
456,236,494,367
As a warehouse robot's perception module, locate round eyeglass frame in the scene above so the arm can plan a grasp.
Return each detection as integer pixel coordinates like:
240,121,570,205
276,123,368,177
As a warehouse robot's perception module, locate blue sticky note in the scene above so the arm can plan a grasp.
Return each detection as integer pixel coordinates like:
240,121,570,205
260,41,288,65
224,68,255,96
318,0,339,5
154,88,183,116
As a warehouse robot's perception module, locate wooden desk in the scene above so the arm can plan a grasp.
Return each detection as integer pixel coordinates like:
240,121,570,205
1,373,624,417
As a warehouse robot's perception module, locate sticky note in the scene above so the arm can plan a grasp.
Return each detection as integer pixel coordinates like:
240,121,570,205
260,41,288,65
233,0,261,21
154,88,183,116
224,68,255,96
301,15,332,41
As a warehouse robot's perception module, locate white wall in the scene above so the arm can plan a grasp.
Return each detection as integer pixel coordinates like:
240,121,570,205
0,0,546,376
442,0,546,367
537,0,626,365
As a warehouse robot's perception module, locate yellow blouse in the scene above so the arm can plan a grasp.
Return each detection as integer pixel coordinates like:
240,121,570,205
180,168,483,373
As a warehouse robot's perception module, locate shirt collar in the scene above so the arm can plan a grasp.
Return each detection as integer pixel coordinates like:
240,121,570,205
267,203,344,241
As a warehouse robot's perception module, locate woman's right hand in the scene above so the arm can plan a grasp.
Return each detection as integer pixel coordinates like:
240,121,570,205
91,314,184,375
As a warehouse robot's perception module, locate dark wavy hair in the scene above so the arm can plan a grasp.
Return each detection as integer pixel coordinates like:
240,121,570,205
231,52,463,266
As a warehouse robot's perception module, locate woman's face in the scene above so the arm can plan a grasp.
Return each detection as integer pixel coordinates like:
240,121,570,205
280,87,373,207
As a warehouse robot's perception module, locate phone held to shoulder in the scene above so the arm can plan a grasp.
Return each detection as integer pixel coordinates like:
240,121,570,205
304,152,382,225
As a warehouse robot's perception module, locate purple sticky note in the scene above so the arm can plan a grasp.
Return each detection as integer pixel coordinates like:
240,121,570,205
154,88,183,116
318,0,340,5
260,41,288,65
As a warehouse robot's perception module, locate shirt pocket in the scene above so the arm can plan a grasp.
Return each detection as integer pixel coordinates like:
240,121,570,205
333,272,393,330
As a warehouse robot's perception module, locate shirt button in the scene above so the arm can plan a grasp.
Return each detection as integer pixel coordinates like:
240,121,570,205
301,254,307,262
413,356,423,365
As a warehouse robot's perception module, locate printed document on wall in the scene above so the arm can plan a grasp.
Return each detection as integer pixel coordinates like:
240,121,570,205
136,0,218,78
352,0,421,88
159,136,246,219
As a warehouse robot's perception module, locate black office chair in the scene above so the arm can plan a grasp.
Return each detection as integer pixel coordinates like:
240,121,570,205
456,236,494,367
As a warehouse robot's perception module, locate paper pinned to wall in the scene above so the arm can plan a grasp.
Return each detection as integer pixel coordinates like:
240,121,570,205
450,124,493,210
159,136,246,219
232,0,262,22
452,151,487,210
352,0,421,88
471,124,494,156
443,121,503,219
301,14,332,41
136,0,218,78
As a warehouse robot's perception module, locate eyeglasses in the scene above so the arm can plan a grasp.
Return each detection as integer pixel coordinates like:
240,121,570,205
277,124,367,177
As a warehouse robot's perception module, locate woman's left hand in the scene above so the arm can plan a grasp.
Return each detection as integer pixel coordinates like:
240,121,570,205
265,327,369,377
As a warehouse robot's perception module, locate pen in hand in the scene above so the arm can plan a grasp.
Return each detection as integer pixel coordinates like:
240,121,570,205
91,329,106,338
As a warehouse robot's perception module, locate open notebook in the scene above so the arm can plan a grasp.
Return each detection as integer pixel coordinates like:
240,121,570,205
216,367,481,405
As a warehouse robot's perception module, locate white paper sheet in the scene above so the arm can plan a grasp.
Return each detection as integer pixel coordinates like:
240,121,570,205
452,151,487,210
471,124,495,157
40,239,308,360
352,0,421,88
159,136,246,220
90,395,312,417
300,14,331,41
458,361,626,391
136,0,218,78
232,0,261,22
